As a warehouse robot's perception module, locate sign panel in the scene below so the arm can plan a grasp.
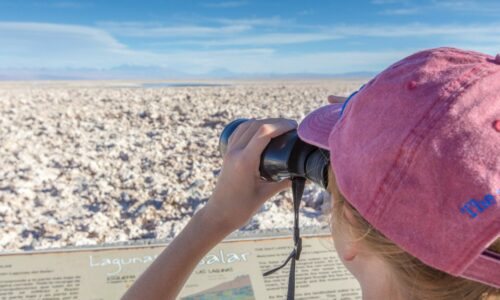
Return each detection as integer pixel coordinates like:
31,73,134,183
0,233,361,299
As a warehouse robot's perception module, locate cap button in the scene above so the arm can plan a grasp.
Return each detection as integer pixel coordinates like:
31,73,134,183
494,120,500,132
495,54,500,64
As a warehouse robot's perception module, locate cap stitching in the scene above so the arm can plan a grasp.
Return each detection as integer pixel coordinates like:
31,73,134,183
458,225,500,276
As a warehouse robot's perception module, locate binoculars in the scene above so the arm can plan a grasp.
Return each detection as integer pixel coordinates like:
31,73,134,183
218,118,330,189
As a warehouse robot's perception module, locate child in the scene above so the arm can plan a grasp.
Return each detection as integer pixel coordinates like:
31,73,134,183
123,47,500,299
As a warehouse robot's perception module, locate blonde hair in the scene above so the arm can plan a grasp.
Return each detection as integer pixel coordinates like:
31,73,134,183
326,167,500,300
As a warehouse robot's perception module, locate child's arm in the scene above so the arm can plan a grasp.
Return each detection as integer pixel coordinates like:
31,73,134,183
122,118,296,300
120,204,232,300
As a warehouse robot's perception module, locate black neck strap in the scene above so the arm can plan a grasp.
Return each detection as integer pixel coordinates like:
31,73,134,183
263,176,306,300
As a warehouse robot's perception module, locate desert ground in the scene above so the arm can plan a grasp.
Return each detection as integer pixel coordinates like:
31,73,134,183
0,79,368,251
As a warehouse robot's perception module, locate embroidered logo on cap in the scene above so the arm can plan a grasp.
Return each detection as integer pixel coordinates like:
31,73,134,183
460,190,499,219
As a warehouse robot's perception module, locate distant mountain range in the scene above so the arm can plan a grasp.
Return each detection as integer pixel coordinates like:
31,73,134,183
0,65,376,80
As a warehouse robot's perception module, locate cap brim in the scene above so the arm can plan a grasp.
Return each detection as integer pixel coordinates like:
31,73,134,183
297,103,343,150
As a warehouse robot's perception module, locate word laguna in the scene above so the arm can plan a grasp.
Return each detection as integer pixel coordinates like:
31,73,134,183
89,254,159,275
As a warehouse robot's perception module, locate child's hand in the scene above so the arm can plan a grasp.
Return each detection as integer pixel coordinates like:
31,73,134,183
203,118,297,232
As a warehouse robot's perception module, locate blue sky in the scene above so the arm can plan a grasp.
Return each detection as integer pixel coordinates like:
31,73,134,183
1,0,500,75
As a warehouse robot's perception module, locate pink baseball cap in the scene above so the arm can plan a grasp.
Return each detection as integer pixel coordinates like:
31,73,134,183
298,47,500,287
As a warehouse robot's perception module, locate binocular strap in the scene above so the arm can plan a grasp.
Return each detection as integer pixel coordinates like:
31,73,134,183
262,177,305,300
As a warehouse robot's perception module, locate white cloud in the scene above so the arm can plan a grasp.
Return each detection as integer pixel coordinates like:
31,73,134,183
127,49,409,74
164,33,339,47
0,22,169,68
0,22,277,71
0,22,124,49
328,23,500,40
1,21,499,74
0,22,130,68
235,50,411,73
97,17,289,38
98,22,251,37
174,23,497,49
100,20,500,43
0,21,403,73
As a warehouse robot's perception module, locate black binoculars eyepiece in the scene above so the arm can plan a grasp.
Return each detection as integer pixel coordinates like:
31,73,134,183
218,118,330,189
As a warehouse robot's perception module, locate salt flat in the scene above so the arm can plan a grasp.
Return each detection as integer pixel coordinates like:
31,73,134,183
0,79,368,251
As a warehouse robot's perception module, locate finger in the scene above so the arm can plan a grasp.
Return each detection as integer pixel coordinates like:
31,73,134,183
328,95,347,104
228,119,254,148
233,118,289,150
245,120,297,162
231,119,261,150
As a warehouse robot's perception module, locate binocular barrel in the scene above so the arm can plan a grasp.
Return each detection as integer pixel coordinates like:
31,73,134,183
218,118,330,189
